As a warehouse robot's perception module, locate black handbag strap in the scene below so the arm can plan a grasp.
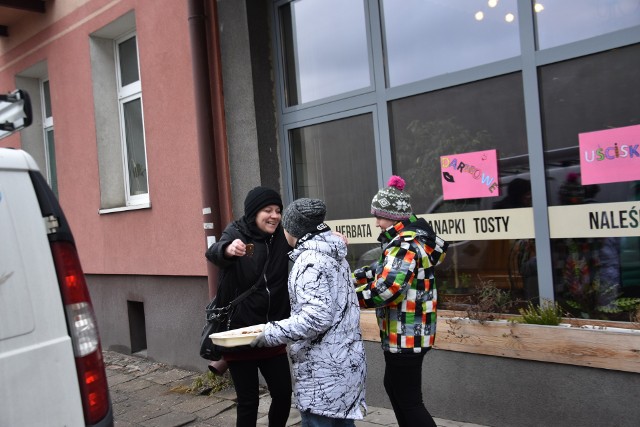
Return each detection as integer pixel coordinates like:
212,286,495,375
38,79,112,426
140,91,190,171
227,247,271,308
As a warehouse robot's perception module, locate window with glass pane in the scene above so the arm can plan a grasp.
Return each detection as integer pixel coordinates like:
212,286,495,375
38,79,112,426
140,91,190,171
289,113,380,269
382,0,520,87
41,79,57,196
42,80,52,119
389,73,533,307
289,114,379,218
116,31,148,204
279,0,371,106
539,44,640,319
46,130,57,197
389,73,528,214
118,36,139,87
123,98,147,196
535,0,640,50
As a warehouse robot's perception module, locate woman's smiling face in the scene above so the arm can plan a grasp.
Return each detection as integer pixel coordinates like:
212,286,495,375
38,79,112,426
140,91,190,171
255,204,282,234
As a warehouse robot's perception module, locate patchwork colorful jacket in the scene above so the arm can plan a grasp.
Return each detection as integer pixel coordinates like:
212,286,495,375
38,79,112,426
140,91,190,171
354,215,448,353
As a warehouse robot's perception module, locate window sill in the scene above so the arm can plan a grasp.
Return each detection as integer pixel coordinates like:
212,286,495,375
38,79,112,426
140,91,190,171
359,309,640,373
99,201,151,214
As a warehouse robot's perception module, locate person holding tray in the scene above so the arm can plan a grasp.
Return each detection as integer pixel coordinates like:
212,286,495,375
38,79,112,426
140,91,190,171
205,186,293,427
251,198,367,426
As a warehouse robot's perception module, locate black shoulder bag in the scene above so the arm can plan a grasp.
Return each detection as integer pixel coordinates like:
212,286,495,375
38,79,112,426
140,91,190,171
199,254,270,361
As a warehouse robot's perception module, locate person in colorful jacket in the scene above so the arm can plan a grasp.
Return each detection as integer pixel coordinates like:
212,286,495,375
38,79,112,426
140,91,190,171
252,198,367,426
353,176,448,427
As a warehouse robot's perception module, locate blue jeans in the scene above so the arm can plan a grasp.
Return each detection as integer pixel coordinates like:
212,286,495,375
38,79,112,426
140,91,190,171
300,411,355,427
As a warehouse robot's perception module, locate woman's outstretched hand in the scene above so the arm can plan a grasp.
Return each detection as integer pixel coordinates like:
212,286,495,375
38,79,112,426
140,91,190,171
225,239,247,258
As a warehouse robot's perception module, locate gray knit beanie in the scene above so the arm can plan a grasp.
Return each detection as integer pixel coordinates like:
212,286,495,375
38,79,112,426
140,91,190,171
370,175,412,221
281,198,327,238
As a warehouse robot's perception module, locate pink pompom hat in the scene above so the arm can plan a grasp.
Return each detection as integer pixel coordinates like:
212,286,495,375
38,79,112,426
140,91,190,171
370,175,412,221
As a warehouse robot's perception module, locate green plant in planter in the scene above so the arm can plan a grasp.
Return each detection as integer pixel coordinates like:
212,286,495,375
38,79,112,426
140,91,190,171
518,300,564,326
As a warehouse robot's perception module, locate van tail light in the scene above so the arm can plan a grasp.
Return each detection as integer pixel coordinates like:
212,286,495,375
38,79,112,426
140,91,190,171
51,241,110,425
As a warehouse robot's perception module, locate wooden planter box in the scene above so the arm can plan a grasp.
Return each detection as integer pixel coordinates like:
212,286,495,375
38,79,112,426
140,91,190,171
359,310,640,373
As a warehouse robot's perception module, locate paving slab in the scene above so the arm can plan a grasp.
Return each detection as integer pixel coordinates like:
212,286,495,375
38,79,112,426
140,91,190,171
103,350,490,427
139,411,197,427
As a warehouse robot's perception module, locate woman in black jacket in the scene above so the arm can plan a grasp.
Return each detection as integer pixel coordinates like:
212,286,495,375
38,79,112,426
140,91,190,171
205,186,292,427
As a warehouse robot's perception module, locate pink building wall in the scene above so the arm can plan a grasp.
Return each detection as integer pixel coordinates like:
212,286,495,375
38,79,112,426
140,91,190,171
1,0,207,277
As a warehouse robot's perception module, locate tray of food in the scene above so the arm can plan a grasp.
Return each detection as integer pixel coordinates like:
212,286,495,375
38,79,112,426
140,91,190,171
209,324,265,347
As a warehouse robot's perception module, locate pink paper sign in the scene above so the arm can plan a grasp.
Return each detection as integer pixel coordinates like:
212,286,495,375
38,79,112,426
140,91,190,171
579,124,640,185
440,149,499,200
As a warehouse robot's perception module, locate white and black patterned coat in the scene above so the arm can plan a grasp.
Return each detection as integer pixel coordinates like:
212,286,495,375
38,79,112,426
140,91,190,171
263,231,367,420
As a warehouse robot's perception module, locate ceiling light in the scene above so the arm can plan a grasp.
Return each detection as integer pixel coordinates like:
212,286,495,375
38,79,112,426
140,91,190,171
475,11,484,21
505,13,515,23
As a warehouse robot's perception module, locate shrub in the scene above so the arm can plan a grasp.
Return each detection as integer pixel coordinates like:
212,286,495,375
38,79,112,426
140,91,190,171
518,300,563,326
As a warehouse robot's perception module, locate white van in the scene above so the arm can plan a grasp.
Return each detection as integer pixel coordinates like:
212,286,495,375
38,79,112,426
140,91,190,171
0,91,113,426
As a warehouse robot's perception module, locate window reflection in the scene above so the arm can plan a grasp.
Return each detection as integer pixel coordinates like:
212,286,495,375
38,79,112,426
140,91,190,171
536,0,640,50
382,0,520,87
539,45,640,318
539,44,640,206
289,114,379,220
280,0,371,106
388,73,531,310
389,73,528,215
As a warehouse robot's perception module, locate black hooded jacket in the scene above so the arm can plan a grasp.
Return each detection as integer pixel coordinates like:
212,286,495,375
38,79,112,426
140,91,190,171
205,217,291,331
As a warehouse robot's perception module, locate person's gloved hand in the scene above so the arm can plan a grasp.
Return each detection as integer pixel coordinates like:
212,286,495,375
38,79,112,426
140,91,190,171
250,331,267,348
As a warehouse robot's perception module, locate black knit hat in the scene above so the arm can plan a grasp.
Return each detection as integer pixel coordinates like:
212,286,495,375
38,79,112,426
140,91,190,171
244,186,283,221
281,198,326,238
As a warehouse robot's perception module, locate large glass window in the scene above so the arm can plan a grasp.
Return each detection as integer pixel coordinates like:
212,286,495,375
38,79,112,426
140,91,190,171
389,73,529,214
290,114,378,219
274,0,640,321
279,0,371,106
539,44,640,319
289,114,380,268
388,73,532,306
382,0,521,87
535,0,640,50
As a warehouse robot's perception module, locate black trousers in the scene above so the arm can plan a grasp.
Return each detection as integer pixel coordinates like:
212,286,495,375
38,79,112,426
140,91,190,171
383,351,437,427
227,353,292,427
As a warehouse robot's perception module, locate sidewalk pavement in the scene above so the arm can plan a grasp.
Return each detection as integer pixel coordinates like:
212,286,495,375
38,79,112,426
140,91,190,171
104,351,489,427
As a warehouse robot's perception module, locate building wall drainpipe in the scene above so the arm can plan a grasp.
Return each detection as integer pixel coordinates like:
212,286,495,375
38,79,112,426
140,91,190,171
187,0,233,299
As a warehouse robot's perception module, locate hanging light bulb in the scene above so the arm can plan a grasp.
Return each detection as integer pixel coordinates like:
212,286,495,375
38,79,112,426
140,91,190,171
488,0,498,8
475,11,484,21
505,13,515,23
534,3,544,12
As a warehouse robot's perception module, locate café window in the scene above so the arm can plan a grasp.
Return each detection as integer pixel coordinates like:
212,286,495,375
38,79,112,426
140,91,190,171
289,113,378,219
388,73,535,306
539,44,640,319
381,0,521,87
279,0,371,106
535,0,640,50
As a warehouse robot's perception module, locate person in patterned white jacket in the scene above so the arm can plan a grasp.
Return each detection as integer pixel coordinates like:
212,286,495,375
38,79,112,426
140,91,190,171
251,198,367,426
353,176,448,427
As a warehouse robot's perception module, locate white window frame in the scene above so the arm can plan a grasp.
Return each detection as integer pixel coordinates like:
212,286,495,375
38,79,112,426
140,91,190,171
114,31,149,207
40,78,57,195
